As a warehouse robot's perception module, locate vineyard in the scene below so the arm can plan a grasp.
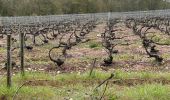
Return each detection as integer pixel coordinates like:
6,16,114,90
0,10,170,100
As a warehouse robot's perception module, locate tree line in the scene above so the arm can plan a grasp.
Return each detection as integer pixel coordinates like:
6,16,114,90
0,0,170,16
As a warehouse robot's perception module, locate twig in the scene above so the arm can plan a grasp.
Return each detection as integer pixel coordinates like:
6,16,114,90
100,81,109,100
0,67,4,71
94,73,114,90
89,58,97,77
12,81,32,100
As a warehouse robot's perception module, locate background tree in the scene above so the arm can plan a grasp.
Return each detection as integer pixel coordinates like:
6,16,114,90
0,0,170,16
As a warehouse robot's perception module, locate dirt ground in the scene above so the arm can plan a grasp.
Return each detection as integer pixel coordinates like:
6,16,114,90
0,23,170,75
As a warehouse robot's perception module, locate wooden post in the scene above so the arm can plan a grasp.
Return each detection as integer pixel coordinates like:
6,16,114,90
20,31,25,76
7,34,12,87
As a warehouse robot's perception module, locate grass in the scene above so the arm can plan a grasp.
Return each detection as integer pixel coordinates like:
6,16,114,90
112,54,144,62
89,42,100,49
152,35,161,42
28,84,170,100
1,82,169,100
120,84,170,100
152,34,170,45
79,40,103,49
1,70,170,84
0,85,56,100
1,70,170,99
26,59,50,65
162,53,170,59
0,47,5,53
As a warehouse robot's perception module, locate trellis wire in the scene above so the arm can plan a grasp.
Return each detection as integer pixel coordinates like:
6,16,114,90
0,9,170,26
